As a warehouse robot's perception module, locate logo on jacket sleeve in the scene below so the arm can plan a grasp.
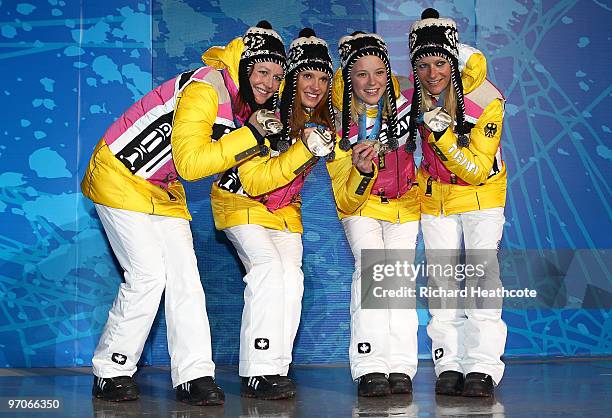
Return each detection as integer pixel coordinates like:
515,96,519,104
358,342,371,354
255,338,269,350
484,123,498,138
434,348,444,360
111,353,127,365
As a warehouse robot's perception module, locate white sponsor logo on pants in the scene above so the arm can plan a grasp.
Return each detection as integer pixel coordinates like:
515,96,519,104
422,207,507,385
92,204,215,387
225,224,303,377
342,216,419,380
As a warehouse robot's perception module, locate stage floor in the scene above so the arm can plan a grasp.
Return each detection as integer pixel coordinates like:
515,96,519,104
0,358,610,417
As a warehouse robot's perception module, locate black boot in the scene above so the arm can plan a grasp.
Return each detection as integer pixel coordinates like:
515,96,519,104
176,376,225,405
388,373,413,394
462,372,494,397
92,376,139,402
357,373,391,397
240,375,296,400
435,371,464,396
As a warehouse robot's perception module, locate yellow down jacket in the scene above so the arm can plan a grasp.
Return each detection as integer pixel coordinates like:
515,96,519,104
327,70,420,223
204,38,319,233
81,37,261,220
417,53,507,216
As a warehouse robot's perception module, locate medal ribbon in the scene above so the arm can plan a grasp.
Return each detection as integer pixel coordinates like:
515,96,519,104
358,99,383,142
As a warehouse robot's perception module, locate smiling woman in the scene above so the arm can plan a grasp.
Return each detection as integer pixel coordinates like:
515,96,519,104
249,61,284,105
297,70,329,109
350,55,387,105
208,27,335,401
326,31,420,398
414,55,457,128
80,20,288,407
414,56,451,96
288,68,333,142
407,8,507,398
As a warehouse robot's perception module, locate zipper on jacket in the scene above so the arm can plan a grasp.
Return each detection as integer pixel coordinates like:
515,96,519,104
167,191,177,201
378,187,389,204
275,181,293,211
432,146,441,179
395,150,401,198
425,176,433,197
378,153,386,170
440,180,444,215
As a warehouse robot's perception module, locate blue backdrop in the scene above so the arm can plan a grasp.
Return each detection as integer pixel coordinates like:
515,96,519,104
0,0,610,368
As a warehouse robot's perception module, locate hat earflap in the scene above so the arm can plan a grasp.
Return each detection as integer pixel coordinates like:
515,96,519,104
406,72,422,153
383,58,399,151
324,85,337,160
277,71,297,153
450,61,470,147
339,65,353,151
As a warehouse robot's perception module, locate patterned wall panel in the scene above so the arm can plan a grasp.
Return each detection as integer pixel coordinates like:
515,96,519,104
0,0,153,367
374,0,612,358
0,0,609,368
150,0,376,367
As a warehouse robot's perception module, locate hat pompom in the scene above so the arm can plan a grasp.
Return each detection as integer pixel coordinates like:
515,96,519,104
258,144,270,156
299,28,316,38
388,138,399,151
458,134,470,147
256,20,273,29
421,8,439,19
339,138,351,151
404,139,417,153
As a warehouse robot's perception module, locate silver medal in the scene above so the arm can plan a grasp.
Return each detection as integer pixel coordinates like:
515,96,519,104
423,107,452,132
255,109,283,135
305,126,334,157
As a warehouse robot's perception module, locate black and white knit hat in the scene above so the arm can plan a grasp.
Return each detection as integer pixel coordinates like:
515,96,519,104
337,32,401,152
408,8,470,148
239,20,287,111
279,28,335,154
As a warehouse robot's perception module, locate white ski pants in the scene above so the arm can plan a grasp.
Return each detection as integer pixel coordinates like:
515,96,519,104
421,207,507,385
92,204,215,387
342,216,419,380
225,224,304,377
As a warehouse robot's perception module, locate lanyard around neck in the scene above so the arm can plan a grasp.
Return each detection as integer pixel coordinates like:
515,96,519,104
358,99,383,142
418,89,447,124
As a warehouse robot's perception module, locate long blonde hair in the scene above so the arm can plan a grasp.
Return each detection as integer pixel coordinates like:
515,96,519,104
350,93,392,125
420,83,457,131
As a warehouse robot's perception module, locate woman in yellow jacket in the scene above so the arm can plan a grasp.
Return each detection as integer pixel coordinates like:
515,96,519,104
408,9,506,397
207,28,335,400
81,21,286,405
327,31,420,397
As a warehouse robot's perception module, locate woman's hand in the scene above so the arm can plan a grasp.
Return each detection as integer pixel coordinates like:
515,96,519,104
351,142,376,174
301,127,316,142
302,126,334,157
247,109,283,137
